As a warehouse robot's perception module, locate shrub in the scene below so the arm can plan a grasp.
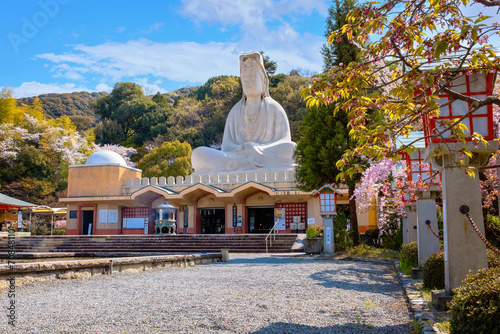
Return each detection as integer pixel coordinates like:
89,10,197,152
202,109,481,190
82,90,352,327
400,241,419,274
423,249,500,290
487,249,500,268
306,225,323,239
363,228,380,247
449,267,500,334
422,250,445,290
334,212,353,251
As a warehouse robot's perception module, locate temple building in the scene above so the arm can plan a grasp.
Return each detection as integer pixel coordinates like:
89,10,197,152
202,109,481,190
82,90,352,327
60,151,377,235
60,52,378,235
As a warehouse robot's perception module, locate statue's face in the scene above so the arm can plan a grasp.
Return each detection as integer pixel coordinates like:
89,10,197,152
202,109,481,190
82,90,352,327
241,58,263,97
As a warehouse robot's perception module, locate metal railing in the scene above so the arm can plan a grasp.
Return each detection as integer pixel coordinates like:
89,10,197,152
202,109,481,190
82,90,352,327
265,220,279,253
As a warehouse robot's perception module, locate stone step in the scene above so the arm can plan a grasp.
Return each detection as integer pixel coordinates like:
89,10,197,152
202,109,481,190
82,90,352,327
0,234,303,253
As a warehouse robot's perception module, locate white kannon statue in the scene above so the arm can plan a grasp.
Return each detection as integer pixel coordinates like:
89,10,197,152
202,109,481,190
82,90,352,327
191,51,296,172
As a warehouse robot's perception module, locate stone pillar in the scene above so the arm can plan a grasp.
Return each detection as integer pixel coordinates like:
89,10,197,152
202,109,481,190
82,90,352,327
322,215,335,254
403,204,417,244
416,195,440,267
425,142,495,294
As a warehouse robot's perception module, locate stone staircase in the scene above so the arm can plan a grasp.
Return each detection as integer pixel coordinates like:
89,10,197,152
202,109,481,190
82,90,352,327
0,234,303,254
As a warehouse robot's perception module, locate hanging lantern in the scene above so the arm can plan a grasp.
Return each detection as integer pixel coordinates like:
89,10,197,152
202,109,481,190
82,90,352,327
423,72,495,146
401,150,441,185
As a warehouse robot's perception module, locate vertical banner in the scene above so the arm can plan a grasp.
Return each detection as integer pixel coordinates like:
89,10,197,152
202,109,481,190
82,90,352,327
274,208,286,231
232,205,237,228
183,206,189,229
144,219,148,235
17,211,22,229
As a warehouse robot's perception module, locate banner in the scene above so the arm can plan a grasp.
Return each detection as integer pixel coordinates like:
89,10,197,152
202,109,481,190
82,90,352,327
274,208,286,231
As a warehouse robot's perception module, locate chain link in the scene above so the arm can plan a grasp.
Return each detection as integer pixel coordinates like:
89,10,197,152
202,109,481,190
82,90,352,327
464,213,500,255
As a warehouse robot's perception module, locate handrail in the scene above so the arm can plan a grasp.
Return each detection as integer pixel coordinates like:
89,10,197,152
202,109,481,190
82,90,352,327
265,220,279,253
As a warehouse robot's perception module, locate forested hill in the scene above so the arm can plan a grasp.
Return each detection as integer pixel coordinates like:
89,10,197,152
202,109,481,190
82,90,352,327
15,87,198,131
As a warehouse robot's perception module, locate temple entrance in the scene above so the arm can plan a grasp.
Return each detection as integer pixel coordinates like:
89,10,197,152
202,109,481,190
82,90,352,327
248,207,274,234
200,208,225,234
82,210,93,235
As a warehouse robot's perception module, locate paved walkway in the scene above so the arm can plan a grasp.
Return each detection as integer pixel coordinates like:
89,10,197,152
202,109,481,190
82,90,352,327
1,254,411,333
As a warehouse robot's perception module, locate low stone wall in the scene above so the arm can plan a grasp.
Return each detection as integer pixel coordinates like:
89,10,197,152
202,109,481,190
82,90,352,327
0,253,221,288
122,169,297,194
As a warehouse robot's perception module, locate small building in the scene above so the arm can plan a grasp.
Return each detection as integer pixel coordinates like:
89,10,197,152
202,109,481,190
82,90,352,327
60,150,377,236
0,193,37,235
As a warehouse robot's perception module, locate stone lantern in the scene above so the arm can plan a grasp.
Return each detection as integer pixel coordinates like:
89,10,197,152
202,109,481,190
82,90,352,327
154,201,177,235
312,184,342,255
422,71,497,295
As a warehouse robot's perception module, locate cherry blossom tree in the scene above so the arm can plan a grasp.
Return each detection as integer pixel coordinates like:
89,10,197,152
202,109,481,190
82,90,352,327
303,0,500,180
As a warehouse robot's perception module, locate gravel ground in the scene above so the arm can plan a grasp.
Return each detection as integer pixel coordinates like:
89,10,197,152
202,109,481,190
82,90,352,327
1,254,411,334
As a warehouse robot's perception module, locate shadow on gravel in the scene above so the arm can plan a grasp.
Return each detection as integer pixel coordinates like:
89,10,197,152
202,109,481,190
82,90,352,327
310,266,399,296
251,321,411,333
226,256,314,265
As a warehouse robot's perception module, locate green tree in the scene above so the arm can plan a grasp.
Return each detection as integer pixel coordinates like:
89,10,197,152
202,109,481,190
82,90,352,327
320,0,359,72
93,82,144,120
0,88,23,124
260,51,278,76
94,119,126,145
137,141,192,178
152,91,169,106
295,0,363,245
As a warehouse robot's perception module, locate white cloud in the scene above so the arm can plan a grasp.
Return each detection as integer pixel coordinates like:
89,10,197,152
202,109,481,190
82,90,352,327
95,83,112,93
22,0,328,98
35,37,323,87
133,78,168,95
140,22,164,34
180,0,328,26
36,39,242,84
8,82,92,98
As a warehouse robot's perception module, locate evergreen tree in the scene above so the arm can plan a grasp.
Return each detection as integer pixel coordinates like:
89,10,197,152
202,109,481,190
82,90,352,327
259,51,278,76
295,0,363,245
320,0,359,72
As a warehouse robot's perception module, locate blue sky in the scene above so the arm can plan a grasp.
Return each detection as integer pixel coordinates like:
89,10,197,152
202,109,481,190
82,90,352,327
1,0,330,98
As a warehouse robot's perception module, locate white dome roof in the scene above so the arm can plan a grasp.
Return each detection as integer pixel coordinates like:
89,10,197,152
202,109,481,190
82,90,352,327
85,150,127,167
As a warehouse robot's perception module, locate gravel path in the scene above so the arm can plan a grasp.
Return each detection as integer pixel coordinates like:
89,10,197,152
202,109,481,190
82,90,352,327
1,254,411,333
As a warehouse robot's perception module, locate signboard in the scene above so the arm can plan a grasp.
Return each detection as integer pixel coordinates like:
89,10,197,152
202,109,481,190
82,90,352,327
183,206,189,228
99,210,108,223
69,210,77,219
17,211,22,229
325,226,332,245
274,208,286,231
144,220,148,234
123,207,148,229
307,218,315,225
232,205,237,228
108,210,118,223
237,216,242,227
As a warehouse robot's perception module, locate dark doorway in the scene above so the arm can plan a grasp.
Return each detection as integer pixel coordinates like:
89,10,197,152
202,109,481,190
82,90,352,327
82,211,93,235
248,207,274,234
200,208,225,234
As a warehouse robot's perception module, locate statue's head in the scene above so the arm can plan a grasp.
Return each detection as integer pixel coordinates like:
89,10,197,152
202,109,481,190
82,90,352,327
239,51,270,100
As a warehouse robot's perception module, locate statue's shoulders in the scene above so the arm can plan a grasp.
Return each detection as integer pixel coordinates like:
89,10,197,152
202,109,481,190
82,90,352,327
264,97,287,116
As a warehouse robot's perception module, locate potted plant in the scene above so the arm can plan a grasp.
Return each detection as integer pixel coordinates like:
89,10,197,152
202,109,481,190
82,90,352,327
305,226,324,254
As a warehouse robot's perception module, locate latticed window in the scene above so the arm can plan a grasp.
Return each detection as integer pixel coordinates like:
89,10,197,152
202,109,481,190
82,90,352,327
320,193,336,213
